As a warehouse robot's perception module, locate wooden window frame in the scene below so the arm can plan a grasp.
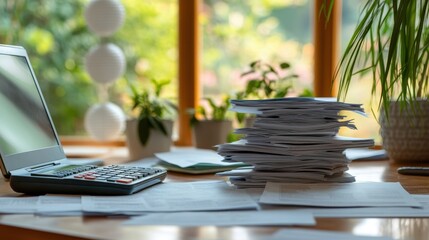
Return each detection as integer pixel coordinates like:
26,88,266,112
175,0,341,145
61,0,341,147
176,0,200,146
314,0,341,97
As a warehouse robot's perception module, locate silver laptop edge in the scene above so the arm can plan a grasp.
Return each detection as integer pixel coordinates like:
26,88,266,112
0,44,66,177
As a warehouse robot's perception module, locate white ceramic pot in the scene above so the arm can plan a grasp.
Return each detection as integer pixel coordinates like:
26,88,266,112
193,120,233,150
244,116,256,128
125,119,173,160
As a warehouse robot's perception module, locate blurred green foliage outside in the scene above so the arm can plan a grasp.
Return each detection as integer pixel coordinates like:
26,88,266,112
1,0,374,141
0,0,177,135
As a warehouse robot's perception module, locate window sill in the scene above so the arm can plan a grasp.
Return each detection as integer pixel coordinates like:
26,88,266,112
60,136,126,147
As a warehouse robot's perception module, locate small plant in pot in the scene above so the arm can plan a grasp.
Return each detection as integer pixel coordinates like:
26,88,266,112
125,79,177,160
236,60,310,127
188,96,233,150
334,0,429,162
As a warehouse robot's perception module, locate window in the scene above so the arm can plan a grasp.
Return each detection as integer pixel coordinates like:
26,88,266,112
195,0,379,144
0,0,178,137
0,0,97,135
201,0,314,99
1,0,377,145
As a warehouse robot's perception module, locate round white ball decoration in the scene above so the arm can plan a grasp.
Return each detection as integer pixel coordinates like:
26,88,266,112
85,43,125,84
84,102,125,141
84,0,125,37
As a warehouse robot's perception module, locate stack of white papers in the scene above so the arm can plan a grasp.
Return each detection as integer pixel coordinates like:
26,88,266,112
217,98,374,188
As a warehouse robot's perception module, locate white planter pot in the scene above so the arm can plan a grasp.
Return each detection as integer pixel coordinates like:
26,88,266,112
125,119,173,160
245,116,256,128
379,100,429,162
193,120,233,150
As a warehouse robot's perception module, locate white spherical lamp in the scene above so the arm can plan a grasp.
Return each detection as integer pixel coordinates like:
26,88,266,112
85,43,125,84
84,102,125,141
84,0,125,37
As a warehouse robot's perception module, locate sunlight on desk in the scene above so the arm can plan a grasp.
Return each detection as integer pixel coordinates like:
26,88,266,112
2,147,429,239
353,219,387,238
348,161,389,182
63,146,129,162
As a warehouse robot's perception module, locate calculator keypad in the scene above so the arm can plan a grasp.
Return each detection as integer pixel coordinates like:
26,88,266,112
31,165,98,178
71,165,164,184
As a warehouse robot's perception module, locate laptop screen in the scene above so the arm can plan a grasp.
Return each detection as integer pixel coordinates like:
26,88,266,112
0,54,58,156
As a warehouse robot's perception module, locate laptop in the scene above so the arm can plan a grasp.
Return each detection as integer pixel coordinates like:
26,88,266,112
0,44,166,195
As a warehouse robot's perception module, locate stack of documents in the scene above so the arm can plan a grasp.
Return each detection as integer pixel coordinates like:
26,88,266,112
217,98,374,188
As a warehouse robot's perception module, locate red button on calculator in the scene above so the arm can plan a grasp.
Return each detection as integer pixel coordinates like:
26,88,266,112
116,178,133,184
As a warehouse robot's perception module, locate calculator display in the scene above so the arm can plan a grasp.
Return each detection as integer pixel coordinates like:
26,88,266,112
37,165,81,175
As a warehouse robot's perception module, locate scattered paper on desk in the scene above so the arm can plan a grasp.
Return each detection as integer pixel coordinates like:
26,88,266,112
260,182,421,208
269,229,394,240
124,210,315,226
0,197,38,213
307,194,429,218
155,149,232,168
155,149,246,174
82,181,258,214
344,148,388,161
261,195,429,218
82,194,146,215
36,195,82,216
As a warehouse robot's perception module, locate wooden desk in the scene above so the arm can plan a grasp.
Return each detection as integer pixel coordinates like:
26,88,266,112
1,159,429,240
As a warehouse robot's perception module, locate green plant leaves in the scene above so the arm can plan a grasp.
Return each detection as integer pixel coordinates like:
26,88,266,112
279,62,291,69
129,79,176,145
137,117,150,146
239,60,297,100
336,0,429,115
189,96,231,124
137,116,168,146
249,60,260,68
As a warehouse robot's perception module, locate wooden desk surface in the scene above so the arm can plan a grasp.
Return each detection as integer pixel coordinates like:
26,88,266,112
1,158,429,240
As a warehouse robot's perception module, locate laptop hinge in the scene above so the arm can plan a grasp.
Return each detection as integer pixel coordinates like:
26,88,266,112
26,162,61,172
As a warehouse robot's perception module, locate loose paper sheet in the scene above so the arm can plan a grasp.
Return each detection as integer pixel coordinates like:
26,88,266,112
309,194,429,218
36,195,82,216
155,149,241,168
0,197,38,213
124,210,315,226
344,148,388,161
155,149,246,174
269,229,394,240
82,181,258,214
260,182,422,208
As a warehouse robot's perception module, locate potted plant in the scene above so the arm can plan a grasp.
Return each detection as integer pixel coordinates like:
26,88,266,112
239,60,297,99
334,0,429,162
189,96,233,149
125,79,177,160
236,60,309,126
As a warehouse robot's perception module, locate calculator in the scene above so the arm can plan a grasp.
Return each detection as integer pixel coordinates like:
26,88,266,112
9,163,167,195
